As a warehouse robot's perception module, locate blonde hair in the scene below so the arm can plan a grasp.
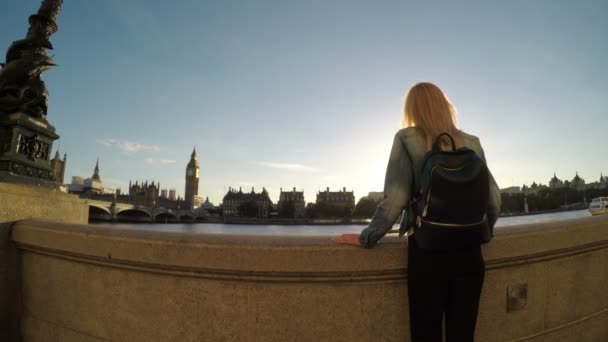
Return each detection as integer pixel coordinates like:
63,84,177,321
403,82,461,150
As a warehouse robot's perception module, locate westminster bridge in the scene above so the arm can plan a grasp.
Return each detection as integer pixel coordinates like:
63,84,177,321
85,199,206,223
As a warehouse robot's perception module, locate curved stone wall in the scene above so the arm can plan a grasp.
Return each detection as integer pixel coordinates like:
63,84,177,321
11,216,608,341
0,183,88,342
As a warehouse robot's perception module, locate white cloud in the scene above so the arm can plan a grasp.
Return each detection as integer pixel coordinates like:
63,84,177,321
144,158,176,164
255,161,321,172
96,139,160,153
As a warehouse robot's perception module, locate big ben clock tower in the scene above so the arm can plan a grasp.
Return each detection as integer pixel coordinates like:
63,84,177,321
184,148,200,209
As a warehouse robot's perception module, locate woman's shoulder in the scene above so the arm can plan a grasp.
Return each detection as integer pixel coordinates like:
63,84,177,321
394,127,426,154
394,128,483,150
396,127,478,143
396,126,422,139
459,130,482,145
458,130,485,157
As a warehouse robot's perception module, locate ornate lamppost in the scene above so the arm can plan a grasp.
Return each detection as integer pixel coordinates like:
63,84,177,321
0,0,64,187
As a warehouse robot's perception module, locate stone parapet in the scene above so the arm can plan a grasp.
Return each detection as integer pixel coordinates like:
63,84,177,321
0,182,88,341
9,215,608,341
0,182,88,225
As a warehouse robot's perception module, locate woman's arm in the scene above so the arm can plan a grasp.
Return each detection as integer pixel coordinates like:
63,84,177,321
480,146,501,235
358,132,413,248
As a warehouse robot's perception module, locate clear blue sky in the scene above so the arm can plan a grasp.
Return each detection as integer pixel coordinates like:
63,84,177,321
2,0,607,204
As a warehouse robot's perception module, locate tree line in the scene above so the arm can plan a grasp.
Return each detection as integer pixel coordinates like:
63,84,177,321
501,186,608,214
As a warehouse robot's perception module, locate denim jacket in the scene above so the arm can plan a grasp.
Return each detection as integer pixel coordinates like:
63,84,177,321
358,127,501,248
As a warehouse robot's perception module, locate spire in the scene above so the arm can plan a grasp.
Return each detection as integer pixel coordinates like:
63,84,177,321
187,147,199,168
92,159,101,181
54,149,60,160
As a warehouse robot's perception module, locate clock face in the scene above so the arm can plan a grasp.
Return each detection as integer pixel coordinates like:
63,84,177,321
196,169,200,178
187,169,193,177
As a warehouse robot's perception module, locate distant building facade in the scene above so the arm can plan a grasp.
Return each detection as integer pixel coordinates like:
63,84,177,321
585,173,608,190
570,172,585,191
367,191,384,202
125,180,159,207
516,172,608,193
193,195,205,208
50,150,67,183
316,187,355,209
549,173,564,189
222,187,272,218
500,186,521,195
69,160,103,194
278,187,305,218
184,148,200,209
202,197,214,210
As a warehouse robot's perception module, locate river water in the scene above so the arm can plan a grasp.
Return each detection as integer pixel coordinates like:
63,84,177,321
98,210,592,236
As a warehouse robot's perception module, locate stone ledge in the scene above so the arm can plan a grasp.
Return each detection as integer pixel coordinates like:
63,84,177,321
11,216,608,275
9,215,608,341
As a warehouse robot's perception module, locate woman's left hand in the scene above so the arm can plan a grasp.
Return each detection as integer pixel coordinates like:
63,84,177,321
333,233,362,246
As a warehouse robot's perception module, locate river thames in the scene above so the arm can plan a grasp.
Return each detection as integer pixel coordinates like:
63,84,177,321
96,209,592,236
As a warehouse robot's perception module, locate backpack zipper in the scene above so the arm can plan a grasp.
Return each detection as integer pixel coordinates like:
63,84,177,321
421,215,487,228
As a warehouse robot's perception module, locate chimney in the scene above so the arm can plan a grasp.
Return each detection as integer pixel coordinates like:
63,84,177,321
343,186,346,192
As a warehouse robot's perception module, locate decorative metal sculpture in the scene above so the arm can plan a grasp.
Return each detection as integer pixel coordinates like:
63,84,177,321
0,0,64,187
0,0,63,118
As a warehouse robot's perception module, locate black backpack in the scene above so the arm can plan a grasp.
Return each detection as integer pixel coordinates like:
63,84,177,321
411,132,492,250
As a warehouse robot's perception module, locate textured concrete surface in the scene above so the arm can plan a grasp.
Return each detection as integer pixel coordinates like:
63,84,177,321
0,182,88,225
0,182,88,342
9,215,608,341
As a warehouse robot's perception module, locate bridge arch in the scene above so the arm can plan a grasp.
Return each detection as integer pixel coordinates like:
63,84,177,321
116,208,152,222
88,204,112,221
154,212,177,223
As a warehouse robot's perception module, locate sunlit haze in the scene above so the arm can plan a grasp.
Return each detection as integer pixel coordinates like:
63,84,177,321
1,0,606,204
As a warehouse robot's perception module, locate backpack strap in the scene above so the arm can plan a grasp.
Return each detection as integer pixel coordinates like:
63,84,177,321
432,132,456,152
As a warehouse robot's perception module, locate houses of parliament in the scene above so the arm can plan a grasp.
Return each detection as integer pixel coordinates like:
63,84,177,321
68,149,210,211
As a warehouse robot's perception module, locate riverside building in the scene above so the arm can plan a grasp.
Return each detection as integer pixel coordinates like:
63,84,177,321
222,187,272,218
316,187,355,209
278,187,306,218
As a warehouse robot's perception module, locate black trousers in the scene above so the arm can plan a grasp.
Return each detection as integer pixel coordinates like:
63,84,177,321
407,235,485,342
